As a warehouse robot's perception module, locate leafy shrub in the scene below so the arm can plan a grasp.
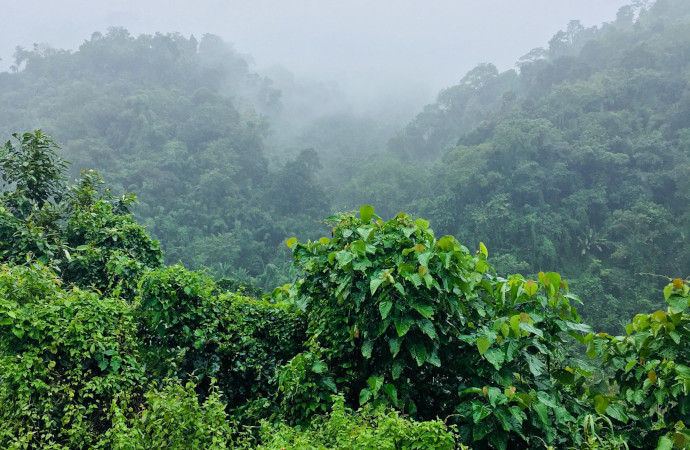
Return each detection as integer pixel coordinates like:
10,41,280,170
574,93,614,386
252,395,462,450
106,381,234,449
137,264,305,414
598,278,690,448
0,263,143,448
0,132,163,299
279,206,595,448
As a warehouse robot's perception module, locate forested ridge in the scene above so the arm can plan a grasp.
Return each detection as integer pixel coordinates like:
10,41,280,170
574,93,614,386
1,0,690,448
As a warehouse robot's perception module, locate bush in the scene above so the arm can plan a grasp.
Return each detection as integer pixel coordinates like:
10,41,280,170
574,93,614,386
136,264,305,418
106,381,234,449
252,395,462,450
0,263,143,448
278,206,595,448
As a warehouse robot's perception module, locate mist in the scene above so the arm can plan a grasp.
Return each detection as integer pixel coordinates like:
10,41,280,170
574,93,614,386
3,0,629,113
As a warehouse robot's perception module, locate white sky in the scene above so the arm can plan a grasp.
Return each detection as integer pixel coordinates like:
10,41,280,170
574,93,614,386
2,1,630,107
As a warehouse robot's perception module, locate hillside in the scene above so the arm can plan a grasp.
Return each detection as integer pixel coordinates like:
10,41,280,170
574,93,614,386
338,0,690,331
0,0,688,330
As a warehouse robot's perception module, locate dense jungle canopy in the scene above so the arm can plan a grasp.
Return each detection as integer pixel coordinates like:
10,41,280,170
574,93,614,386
1,0,690,448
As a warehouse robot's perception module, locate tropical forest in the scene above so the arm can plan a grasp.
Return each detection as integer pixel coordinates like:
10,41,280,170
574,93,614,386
1,0,690,448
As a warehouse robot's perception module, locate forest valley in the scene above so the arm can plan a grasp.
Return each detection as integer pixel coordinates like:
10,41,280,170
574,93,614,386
1,0,690,448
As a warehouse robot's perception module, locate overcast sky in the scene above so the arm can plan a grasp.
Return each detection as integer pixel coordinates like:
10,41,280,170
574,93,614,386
2,1,630,107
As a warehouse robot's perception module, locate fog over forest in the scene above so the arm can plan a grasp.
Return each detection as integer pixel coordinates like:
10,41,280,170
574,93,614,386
3,0,628,113
3,0,690,448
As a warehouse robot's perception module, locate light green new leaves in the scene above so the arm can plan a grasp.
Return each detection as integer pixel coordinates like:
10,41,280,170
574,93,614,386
477,337,491,356
360,205,375,223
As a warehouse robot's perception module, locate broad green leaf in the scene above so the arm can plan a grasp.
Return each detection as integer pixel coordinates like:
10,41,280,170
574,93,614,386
565,321,593,333
479,242,488,257
493,406,515,432
357,227,374,241
393,282,406,296
359,388,372,405
524,279,537,296
321,376,337,393
427,347,441,367
389,336,402,357
360,205,375,223
415,218,429,229
510,314,521,336
533,402,549,425
594,395,609,415
382,384,399,405
286,237,297,248
605,403,629,423
312,360,328,373
544,272,561,291
408,342,427,366
335,251,354,268
370,277,385,295
471,402,491,423
402,227,417,238
486,387,502,407
519,322,544,338
411,301,434,319
417,251,432,267
484,348,505,370
110,356,122,372
536,391,558,408
668,296,688,314
516,393,532,410
624,360,637,373
657,436,674,450
524,354,545,377
350,240,366,256
554,406,576,424
361,339,374,359
394,316,414,337
392,358,405,379
319,237,330,246
418,319,437,339
506,340,520,362
12,327,25,339
509,405,526,424
477,337,491,355
437,235,455,251
367,375,384,393
379,300,393,319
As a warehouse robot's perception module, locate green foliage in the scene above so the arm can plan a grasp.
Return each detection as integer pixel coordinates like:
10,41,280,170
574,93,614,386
0,131,163,299
61,171,163,298
0,263,143,448
136,264,305,415
280,207,596,448
252,395,462,450
597,278,690,448
106,381,233,449
0,130,69,215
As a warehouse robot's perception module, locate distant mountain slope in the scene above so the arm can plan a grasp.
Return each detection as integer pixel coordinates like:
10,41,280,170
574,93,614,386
0,29,328,289
347,0,689,330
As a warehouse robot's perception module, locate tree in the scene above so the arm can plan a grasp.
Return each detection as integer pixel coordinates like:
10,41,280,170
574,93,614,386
0,131,68,217
278,206,596,449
